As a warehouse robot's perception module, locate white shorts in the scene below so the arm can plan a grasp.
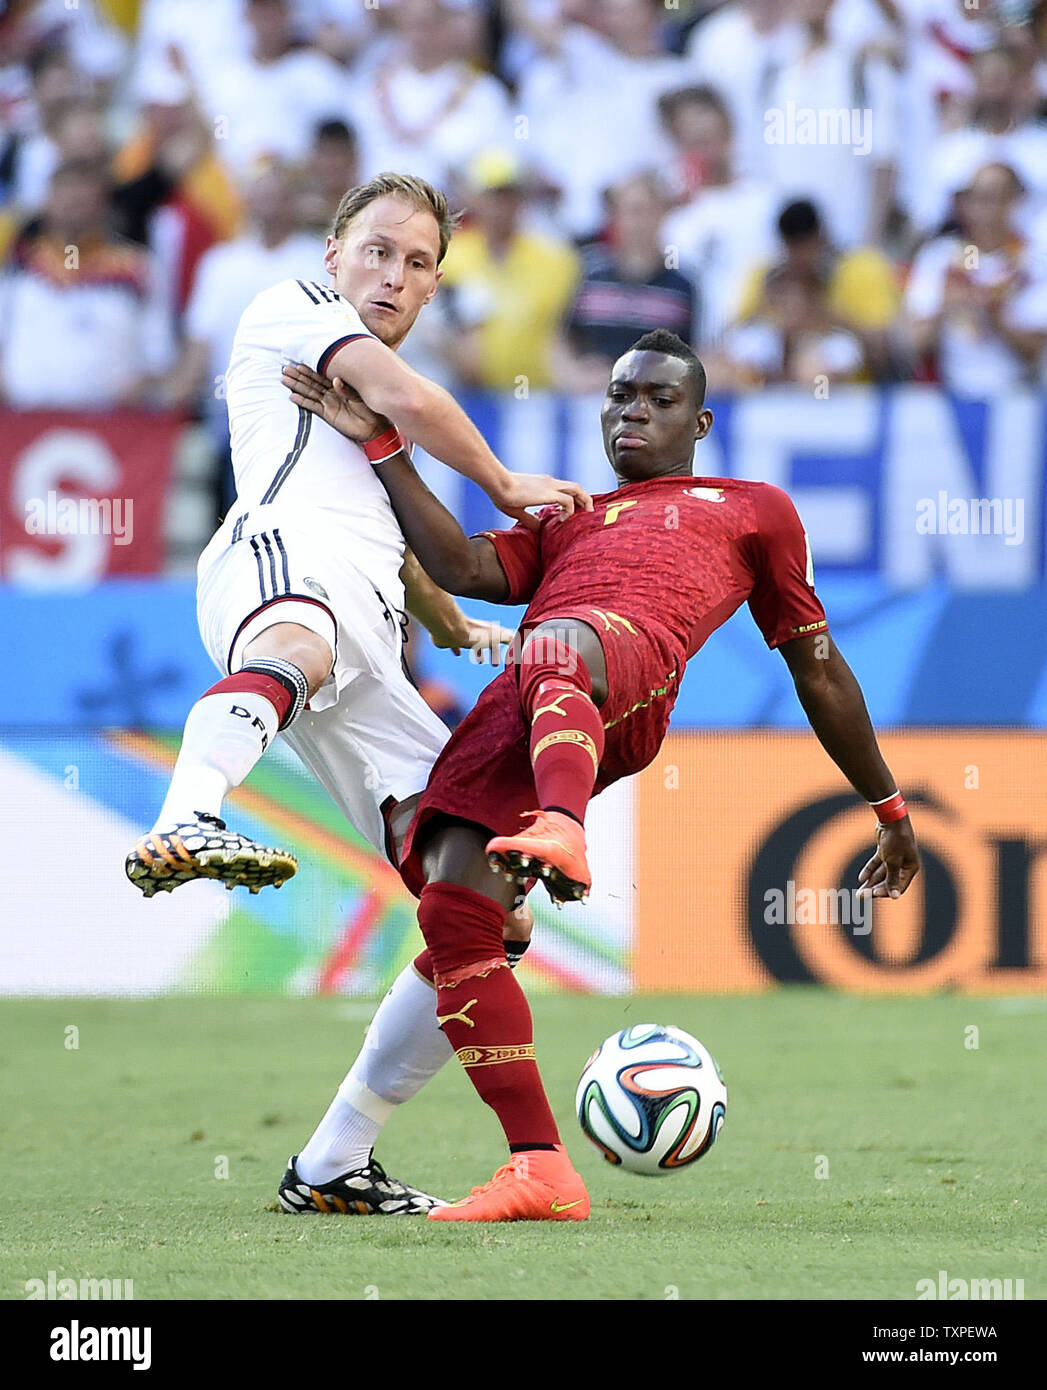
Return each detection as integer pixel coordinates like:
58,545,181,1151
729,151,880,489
197,520,450,859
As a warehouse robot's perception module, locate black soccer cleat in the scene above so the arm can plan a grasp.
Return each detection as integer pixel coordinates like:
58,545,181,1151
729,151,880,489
125,812,297,898
277,1154,446,1216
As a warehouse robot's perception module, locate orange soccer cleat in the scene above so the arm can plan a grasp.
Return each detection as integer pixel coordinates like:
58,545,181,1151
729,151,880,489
486,809,591,906
427,1145,590,1223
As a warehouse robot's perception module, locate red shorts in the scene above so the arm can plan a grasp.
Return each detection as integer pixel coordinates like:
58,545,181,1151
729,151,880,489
398,608,682,897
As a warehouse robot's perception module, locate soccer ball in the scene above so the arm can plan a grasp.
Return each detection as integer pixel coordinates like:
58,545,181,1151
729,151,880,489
575,1024,727,1175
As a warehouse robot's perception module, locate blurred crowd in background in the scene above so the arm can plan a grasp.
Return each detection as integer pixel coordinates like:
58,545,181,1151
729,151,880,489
3,0,1047,442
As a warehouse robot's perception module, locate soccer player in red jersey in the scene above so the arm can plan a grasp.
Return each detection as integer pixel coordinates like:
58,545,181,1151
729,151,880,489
282,329,921,1222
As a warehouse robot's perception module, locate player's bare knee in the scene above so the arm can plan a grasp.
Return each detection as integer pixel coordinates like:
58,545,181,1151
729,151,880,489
421,824,519,910
243,622,333,698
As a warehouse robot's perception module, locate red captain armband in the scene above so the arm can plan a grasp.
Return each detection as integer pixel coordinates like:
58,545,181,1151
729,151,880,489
363,426,407,464
870,790,908,824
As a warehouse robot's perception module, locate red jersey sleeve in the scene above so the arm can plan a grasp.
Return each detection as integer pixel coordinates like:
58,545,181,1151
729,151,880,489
746,485,828,648
475,522,543,604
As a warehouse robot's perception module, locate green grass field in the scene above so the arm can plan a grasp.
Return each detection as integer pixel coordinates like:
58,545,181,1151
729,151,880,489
2,992,1043,1301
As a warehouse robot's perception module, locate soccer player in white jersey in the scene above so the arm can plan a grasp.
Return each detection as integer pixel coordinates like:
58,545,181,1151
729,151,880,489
125,174,589,1215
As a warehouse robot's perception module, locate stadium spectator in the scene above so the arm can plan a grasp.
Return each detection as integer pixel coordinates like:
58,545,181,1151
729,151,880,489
7,91,220,262
499,0,577,85
900,0,1000,121
518,0,681,240
164,159,323,507
1,94,109,264
682,0,804,181
0,159,175,409
3,77,235,329
659,85,777,345
0,45,88,216
1023,2,1047,109
442,0,498,70
0,0,127,106
113,61,243,315
658,83,733,204
3,0,1045,421
903,161,1047,396
436,149,580,390
350,0,513,190
133,0,251,108
888,0,1002,237
554,172,697,392
589,0,688,66
296,120,361,237
194,0,349,177
48,98,109,166
914,43,1047,235
136,2,378,87
896,0,1000,137
735,199,900,379
722,263,867,389
301,0,377,69
759,0,900,250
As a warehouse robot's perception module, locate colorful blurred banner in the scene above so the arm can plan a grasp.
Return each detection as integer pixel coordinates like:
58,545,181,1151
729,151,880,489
0,410,180,584
0,730,631,997
5,576,1047,728
634,731,1047,994
4,725,1044,997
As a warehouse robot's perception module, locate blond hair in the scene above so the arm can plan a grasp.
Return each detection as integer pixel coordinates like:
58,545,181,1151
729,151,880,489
331,173,459,263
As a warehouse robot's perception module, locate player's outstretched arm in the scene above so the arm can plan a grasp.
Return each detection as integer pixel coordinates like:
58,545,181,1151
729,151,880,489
282,362,512,599
376,450,512,602
315,342,592,521
779,632,920,899
401,549,513,660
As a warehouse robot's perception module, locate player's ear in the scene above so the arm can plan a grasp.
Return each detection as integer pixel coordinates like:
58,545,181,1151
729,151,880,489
695,408,714,441
322,236,339,275
423,266,443,306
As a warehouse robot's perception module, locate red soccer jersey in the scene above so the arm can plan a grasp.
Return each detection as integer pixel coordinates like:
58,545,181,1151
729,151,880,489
479,474,827,664
398,476,828,895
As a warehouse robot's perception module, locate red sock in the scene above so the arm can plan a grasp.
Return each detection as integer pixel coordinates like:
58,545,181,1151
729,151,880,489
519,642,605,824
417,882,560,1149
204,671,293,727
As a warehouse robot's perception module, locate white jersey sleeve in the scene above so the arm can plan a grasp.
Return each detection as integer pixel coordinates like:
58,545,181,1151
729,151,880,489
221,277,406,604
260,277,375,374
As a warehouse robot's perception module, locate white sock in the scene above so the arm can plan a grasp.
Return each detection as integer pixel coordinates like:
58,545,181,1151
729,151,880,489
294,1092,385,1185
153,690,280,829
295,961,453,1182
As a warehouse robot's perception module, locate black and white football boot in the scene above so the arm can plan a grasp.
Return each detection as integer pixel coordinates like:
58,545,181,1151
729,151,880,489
277,1154,446,1216
125,812,297,898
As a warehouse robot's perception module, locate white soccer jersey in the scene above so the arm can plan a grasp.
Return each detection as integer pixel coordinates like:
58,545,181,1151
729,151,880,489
217,276,407,606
